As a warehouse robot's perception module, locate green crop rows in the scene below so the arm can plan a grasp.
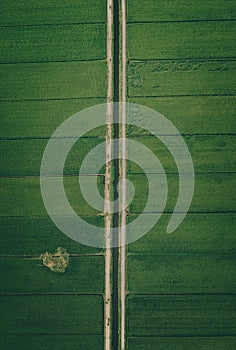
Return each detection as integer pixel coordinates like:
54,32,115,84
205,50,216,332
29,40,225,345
126,0,236,349
0,1,107,349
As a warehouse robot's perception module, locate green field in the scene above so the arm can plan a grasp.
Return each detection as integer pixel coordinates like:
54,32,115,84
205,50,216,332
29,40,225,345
0,295,104,334
0,0,106,25
0,138,105,176
1,1,236,349
126,1,236,349
0,216,104,256
127,294,236,336
127,22,236,59
0,335,104,350
127,337,236,350
0,24,106,63
0,1,107,348
128,60,236,97
1,98,106,139
127,0,236,22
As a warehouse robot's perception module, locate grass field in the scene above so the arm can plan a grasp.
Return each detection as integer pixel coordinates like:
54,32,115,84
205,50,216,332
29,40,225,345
1,1,236,349
126,1,236,349
0,98,106,139
0,24,106,63
0,1,107,348
127,0,236,22
0,0,106,25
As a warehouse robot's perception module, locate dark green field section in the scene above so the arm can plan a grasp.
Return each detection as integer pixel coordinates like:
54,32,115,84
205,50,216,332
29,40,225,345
126,2,236,348
127,336,236,350
128,173,236,213
0,0,106,25
128,96,236,135
127,253,236,294
127,213,235,255
0,216,104,256
127,22,236,59
127,135,236,173
0,98,106,139
0,295,104,334
0,138,105,176
0,61,107,101
0,24,106,63
0,335,104,350
127,295,236,336
0,2,107,346
0,176,104,216
0,256,104,294
128,60,236,97
127,0,236,22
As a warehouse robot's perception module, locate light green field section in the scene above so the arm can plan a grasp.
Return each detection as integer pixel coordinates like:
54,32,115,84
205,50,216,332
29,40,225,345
128,96,236,135
0,295,104,335
0,256,104,294
0,0,106,25
0,98,106,139
127,22,236,59
128,60,236,97
128,173,236,213
0,335,104,350
0,138,105,176
127,336,236,350
0,216,104,256
0,176,104,216
127,135,236,173
127,294,236,336
0,24,106,63
127,0,236,22
0,61,107,101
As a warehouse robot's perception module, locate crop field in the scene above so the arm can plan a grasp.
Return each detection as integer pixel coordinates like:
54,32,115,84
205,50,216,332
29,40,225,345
126,0,236,349
0,1,107,349
1,1,236,350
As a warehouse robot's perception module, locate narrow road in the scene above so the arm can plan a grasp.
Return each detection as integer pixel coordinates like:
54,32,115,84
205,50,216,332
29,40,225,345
120,1,127,350
104,1,113,350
